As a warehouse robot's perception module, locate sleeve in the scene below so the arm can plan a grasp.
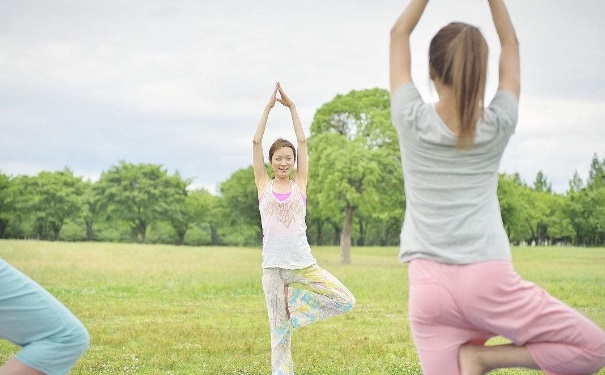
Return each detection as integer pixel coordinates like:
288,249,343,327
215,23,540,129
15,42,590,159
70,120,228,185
486,89,519,135
390,82,425,137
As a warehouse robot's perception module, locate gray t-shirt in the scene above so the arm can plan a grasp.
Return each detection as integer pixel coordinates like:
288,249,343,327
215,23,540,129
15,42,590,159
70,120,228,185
391,82,518,264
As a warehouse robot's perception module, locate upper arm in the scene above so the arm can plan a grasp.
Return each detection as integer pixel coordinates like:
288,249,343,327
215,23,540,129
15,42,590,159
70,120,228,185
253,142,269,195
498,37,520,99
294,139,308,195
390,29,412,95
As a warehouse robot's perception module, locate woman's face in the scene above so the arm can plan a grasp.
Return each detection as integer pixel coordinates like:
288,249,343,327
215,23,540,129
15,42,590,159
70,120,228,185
271,147,295,178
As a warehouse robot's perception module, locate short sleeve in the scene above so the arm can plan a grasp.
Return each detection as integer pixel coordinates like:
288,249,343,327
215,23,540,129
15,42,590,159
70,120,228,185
486,89,519,135
390,82,425,136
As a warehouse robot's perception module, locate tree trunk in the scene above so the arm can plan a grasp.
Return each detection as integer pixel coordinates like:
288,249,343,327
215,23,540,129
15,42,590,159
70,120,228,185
0,219,7,238
357,219,366,246
314,219,324,246
330,222,341,246
85,220,94,241
50,220,62,241
210,224,220,245
340,205,356,264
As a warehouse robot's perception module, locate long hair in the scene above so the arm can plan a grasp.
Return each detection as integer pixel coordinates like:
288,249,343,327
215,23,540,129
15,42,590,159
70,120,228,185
429,22,488,148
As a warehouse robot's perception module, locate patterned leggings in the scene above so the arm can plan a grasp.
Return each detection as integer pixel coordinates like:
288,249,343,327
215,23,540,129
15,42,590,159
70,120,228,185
262,265,356,375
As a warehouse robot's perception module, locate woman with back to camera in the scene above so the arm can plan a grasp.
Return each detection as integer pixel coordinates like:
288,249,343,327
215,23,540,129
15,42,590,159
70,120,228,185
253,82,355,375
389,0,605,374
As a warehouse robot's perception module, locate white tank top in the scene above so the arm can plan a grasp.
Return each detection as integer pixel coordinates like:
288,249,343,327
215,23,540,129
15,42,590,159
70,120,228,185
258,180,316,269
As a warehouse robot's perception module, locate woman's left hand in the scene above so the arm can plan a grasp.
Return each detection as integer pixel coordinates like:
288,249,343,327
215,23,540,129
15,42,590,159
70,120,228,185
276,82,295,108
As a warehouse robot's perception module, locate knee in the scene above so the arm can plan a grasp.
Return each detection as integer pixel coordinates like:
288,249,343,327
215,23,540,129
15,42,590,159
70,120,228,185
61,321,90,360
343,291,356,312
588,339,605,372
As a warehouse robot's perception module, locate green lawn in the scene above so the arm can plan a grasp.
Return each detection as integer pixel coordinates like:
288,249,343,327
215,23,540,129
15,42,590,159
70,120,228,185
0,240,603,374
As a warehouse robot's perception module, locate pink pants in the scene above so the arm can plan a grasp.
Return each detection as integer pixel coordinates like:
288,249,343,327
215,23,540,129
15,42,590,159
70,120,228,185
408,259,605,375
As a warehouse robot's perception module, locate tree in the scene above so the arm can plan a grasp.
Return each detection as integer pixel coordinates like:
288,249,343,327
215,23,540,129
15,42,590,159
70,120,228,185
189,189,222,245
533,170,552,193
165,188,221,246
95,161,189,243
568,171,584,193
497,174,529,243
11,169,83,240
0,173,12,238
566,154,605,246
80,180,102,241
309,88,397,263
586,153,605,190
219,166,263,245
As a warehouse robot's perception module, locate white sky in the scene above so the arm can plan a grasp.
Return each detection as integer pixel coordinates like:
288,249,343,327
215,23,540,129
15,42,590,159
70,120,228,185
1,0,604,194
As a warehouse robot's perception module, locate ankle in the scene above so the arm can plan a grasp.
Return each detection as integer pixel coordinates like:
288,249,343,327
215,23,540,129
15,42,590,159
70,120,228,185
459,344,486,375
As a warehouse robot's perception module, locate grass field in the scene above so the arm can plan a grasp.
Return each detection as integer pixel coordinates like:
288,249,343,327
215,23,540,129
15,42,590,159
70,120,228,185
0,240,604,374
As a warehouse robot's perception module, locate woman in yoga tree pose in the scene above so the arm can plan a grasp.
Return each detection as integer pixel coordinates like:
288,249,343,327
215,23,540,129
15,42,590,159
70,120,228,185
253,82,355,375
389,0,605,374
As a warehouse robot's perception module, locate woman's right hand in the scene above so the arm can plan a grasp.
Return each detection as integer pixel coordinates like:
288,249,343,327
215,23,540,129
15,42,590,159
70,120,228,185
266,82,279,109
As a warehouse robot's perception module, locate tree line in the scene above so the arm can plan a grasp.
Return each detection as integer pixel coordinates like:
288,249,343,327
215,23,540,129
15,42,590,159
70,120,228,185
1,89,603,254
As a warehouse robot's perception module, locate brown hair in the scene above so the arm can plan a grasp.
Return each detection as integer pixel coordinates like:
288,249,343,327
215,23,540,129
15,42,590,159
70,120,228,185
268,138,296,162
429,22,488,148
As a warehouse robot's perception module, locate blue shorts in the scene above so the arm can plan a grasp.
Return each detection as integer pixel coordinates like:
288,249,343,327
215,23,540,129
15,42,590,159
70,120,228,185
0,259,89,374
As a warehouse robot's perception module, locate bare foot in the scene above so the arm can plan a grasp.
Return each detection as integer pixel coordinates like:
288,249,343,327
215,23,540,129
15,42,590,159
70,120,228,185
459,344,485,375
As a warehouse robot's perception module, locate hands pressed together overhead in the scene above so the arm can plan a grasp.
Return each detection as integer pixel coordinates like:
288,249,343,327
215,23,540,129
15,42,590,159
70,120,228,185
266,82,294,109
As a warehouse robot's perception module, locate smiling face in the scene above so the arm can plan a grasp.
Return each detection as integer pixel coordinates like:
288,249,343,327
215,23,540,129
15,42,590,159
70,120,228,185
271,146,295,178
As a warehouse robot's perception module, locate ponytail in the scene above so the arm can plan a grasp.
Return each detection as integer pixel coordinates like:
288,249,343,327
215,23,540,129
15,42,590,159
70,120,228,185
430,23,488,149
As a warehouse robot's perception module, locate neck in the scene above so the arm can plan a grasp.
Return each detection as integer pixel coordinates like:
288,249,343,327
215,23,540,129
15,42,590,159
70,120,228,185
433,81,460,133
273,176,290,183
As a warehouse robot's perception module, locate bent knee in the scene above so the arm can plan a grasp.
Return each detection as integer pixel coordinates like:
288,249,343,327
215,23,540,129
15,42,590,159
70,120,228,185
342,292,356,312
58,321,90,359
587,339,605,372
71,324,90,356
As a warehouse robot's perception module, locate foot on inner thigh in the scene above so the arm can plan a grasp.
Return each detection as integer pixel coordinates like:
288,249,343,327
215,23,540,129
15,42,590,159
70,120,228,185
459,344,486,375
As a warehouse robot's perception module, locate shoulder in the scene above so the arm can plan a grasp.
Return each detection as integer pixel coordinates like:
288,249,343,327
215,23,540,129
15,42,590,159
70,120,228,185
391,82,422,108
391,82,431,134
484,89,519,133
257,178,272,200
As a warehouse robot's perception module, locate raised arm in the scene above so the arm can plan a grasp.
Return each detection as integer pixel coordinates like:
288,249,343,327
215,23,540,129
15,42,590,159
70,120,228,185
253,83,278,194
389,0,429,95
488,0,520,99
276,83,308,193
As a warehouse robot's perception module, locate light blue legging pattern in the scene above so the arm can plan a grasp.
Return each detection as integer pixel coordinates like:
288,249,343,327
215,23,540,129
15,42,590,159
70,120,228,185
262,265,356,375
0,259,89,374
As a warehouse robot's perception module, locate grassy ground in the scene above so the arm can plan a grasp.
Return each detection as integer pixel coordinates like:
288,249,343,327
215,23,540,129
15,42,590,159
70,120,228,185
0,240,603,374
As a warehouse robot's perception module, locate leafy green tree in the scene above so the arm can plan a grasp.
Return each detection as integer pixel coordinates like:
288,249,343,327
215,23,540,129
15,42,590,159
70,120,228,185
95,161,189,243
11,169,84,240
0,172,12,238
568,171,584,193
80,180,102,241
566,154,605,246
309,88,396,263
533,170,552,193
219,166,262,245
545,193,574,244
586,153,605,190
497,174,528,243
165,188,221,246
190,189,222,245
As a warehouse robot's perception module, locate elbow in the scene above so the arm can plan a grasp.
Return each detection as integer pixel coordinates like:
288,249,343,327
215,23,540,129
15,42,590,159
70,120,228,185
390,20,413,40
390,25,406,39
503,33,520,48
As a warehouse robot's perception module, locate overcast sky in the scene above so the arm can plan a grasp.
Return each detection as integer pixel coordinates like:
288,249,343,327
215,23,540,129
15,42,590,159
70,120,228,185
1,0,604,194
